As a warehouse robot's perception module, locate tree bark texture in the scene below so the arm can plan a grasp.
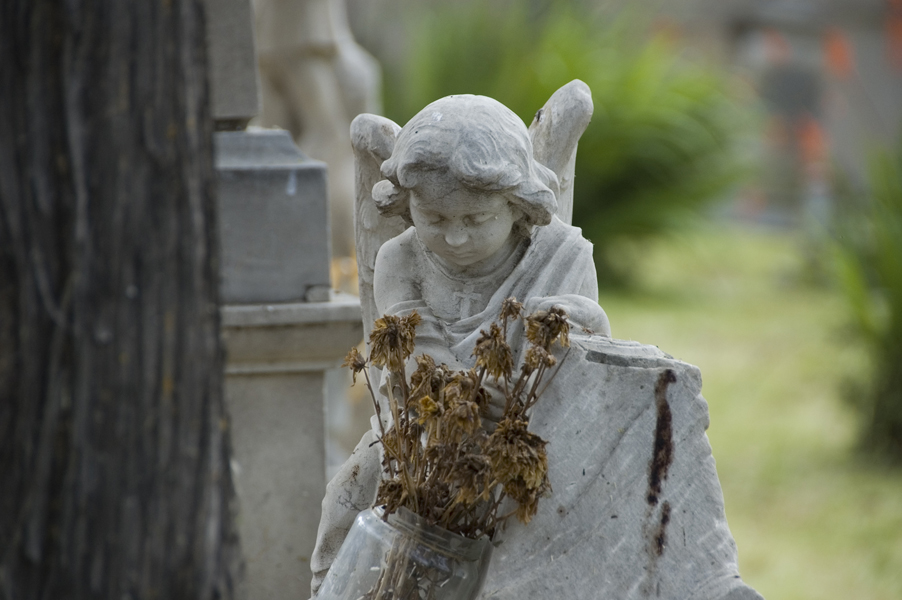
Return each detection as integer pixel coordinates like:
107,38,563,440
0,2,241,599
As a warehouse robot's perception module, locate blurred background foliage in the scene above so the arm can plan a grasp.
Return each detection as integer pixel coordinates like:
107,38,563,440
834,143,902,464
378,1,755,284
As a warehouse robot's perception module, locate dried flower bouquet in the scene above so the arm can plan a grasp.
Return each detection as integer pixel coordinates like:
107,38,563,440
339,298,570,599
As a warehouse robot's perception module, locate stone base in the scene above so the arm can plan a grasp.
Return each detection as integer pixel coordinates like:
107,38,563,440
226,371,325,598
222,294,362,597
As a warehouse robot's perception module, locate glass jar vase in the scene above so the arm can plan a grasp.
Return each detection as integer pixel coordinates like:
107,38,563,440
316,507,493,600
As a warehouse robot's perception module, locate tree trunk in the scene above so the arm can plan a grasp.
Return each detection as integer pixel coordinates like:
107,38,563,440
0,1,241,599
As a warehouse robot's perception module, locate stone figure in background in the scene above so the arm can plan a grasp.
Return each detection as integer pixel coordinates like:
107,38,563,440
311,81,763,599
253,0,381,260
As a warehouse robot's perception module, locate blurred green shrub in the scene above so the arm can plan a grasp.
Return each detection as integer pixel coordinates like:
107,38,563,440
835,145,902,463
382,1,751,283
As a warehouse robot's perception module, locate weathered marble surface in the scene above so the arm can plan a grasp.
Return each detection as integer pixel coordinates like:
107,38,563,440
478,335,762,600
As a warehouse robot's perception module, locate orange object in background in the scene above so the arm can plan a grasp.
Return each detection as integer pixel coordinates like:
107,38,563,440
823,27,855,80
764,28,792,65
888,0,902,71
797,115,828,167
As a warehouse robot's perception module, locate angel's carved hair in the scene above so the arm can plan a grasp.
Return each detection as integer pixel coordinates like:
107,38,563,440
371,95,559,228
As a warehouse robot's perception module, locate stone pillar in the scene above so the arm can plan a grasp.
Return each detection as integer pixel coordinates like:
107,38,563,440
215,128,363,598
203,0,262,130
204,4,364,595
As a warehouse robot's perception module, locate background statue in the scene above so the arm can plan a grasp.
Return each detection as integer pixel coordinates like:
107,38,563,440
253,0,381,260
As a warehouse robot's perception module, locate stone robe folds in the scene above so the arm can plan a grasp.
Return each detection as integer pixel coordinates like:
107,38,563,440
379,217,602,367
311,219,762,599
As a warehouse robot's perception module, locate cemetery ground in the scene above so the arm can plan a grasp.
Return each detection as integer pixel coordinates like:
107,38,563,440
597,222,902,600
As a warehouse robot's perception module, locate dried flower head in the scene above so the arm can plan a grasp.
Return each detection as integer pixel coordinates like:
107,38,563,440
473,322,514,379
410,354,450,404
471,385,490,410
410,354,436,391
445,400,482,439
415,396,441,425
523,345,557,371
487,419,549,490
341,346,367,384
525,306,570,350
500,297,523,321
449,454,491,505
502,477,549,524
492,425,552,524
369,311,420,372
443,370,480,404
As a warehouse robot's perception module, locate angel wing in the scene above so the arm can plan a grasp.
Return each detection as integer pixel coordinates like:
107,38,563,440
350,113,405,344
528,79,594,225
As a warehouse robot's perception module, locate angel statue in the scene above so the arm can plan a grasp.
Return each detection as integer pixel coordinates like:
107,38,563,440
310,81,763,600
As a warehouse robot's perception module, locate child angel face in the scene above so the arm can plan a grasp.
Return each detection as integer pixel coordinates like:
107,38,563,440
409,172,520,269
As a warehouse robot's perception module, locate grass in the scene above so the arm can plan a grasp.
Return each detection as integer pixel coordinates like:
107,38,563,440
597,222,902,600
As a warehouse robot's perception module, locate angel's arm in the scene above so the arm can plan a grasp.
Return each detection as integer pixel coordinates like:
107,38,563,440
372,232,420,315
373,237,467,368
524,232,611,336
